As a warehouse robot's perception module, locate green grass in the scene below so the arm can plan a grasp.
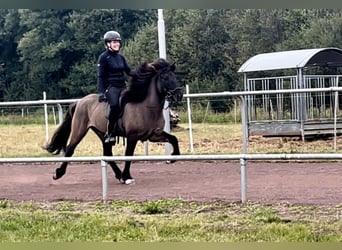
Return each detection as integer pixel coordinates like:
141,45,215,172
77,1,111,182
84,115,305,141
0,200,341,242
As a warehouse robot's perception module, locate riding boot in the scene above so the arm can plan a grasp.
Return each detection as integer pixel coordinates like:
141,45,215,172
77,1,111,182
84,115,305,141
104,106,120,145
104,119,116,145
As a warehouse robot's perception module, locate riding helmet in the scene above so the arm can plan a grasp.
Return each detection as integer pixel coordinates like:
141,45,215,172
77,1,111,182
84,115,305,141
104,31,121,43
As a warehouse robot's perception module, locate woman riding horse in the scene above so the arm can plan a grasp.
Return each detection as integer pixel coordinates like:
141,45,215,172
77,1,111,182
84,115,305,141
97,30,135,145
44,58,183,185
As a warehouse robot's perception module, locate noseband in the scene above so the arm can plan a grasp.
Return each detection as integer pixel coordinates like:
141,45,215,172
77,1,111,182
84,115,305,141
165,87,182,100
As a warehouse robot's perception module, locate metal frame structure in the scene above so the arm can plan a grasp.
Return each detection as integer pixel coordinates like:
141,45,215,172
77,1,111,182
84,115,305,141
238,48,342,138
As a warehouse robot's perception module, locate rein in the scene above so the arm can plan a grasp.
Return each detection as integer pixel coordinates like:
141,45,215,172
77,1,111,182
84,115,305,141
165,87,182,99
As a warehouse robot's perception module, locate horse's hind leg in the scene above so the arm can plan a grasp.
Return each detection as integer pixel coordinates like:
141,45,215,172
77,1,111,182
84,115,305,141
53,143,77,180
103,143,123,183
53,125,89,180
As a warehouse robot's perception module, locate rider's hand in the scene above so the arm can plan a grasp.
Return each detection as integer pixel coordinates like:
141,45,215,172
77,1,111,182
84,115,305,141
98,94,107,103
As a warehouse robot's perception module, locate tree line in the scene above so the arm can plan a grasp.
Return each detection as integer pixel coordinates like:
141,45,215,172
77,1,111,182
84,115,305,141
1,9,342,112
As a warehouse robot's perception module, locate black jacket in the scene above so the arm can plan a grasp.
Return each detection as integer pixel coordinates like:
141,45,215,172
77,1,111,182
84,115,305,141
97,50,132,93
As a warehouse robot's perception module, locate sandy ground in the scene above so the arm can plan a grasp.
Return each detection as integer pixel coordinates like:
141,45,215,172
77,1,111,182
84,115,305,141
0,161,341,205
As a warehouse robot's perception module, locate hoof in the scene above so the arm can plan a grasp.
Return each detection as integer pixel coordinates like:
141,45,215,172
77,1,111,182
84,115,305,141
124,179,135,185
53,168,65,180
166,160,176,164
119,179,125,184
52,174,60,180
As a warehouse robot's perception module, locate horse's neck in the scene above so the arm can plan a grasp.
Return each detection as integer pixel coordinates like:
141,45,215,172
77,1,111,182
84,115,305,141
143,78,164,108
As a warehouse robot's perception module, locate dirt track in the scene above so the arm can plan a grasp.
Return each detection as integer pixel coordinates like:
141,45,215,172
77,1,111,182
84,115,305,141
0,161,341,205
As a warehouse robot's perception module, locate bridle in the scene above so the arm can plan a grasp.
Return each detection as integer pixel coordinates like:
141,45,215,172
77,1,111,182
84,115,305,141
149,63,182,100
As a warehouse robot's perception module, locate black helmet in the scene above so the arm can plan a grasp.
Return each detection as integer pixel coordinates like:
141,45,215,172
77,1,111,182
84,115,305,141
103,31,121,43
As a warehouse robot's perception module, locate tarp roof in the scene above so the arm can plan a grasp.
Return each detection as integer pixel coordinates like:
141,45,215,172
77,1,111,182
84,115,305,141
238,47,342,73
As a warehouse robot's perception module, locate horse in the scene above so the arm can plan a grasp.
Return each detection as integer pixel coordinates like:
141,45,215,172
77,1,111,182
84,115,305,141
43,58,183,184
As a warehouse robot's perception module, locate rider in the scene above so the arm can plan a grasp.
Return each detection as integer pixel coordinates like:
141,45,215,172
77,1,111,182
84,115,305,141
97,30,134,145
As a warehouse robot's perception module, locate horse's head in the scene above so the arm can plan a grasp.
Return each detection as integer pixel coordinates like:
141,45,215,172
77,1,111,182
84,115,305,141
149,59,183,106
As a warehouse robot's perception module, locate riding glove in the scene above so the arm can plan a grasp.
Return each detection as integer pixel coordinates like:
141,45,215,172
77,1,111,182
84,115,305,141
98,94,107,103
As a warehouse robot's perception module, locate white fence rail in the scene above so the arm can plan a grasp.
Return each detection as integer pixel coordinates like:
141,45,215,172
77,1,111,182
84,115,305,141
0,92,78,142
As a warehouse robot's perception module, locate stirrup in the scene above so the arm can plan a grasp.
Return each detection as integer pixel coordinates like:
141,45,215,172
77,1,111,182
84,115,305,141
104,134,116,145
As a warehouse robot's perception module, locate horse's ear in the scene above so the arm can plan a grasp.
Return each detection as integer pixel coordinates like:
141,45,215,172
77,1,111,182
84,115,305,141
147,63,157,72
170,63,176,72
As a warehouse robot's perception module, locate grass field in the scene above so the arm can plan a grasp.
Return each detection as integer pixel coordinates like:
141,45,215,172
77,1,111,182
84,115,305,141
0,199,341,242
0,122,341,158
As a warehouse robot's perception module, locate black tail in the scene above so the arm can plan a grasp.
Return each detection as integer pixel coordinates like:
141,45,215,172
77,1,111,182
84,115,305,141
43,102,77,155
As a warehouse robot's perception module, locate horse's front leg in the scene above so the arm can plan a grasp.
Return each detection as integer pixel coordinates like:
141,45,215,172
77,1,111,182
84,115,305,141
160,131,180,163
149,129,180,163
103,142,123,183
122,139,138,185
161,131,180,156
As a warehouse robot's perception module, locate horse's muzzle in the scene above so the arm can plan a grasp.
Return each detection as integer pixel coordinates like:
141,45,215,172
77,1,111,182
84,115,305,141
168,89,183,106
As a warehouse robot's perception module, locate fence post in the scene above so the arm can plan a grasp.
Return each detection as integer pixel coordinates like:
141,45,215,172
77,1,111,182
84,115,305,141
186,84,194,153
240,157,247,203
57,103,63,125
43,92,49,143
101,160,108,202
240,96,248,203
334,88,338,151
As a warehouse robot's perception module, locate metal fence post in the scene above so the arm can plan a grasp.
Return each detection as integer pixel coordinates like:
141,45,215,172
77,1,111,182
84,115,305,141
43,91,49,143
101,160,108,202
240,157,247,203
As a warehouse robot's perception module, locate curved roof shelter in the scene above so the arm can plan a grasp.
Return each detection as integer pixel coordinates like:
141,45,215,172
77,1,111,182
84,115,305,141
238,47,342,73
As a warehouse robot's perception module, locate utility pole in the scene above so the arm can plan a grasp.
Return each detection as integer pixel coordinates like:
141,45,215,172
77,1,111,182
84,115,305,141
158,9,171,155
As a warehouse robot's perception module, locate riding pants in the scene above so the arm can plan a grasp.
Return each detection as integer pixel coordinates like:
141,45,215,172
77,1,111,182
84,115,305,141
104,86,125,135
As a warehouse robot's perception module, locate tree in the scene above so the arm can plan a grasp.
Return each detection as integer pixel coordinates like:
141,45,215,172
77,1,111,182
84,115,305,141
13,9,155,100
2,8,342,107
16,9,74,100
0,9,23,101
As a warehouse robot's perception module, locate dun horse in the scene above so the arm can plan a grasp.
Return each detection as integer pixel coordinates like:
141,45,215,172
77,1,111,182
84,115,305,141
44,58,183,184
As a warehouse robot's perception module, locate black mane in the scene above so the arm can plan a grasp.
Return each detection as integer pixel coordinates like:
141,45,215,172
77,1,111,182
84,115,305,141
122,58,171,103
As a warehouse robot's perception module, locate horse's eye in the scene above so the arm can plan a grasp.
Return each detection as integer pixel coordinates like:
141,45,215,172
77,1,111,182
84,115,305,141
161,75,169,81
